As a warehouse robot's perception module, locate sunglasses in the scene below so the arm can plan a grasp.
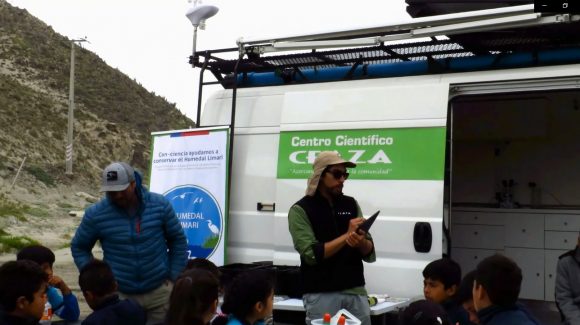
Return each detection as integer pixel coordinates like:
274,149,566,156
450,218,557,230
326,169,350,180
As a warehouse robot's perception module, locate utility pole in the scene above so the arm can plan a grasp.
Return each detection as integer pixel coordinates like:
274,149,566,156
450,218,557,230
66,38,88,175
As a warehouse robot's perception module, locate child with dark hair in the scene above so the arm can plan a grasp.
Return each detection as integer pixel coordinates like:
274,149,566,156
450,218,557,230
17,245,80,322
456,271,479,324
0,260,49,324
221,270,274,325
185,258,226,325
165,269,220,325
399,300,450,325
473,254,539,325
79,259,146,325
422,258,471,325
186,258,221,279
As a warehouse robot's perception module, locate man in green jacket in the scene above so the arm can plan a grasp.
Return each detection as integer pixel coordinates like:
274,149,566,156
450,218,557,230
288,151,375,325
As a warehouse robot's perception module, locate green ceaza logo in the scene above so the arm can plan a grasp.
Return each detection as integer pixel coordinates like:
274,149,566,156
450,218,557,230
289,150,392,164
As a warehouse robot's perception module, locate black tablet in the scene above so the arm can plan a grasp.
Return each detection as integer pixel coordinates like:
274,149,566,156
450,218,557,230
357,210,380,233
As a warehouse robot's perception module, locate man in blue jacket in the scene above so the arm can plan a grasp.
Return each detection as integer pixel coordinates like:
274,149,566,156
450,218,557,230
71,162,188,325
473,255,540,325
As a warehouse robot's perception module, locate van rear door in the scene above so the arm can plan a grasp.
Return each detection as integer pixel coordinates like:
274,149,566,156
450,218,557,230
273,78,449,298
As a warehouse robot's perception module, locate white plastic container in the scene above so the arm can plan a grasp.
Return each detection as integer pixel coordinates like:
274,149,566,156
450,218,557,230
311,319,360,325
39,301,52,324
311,309,362,325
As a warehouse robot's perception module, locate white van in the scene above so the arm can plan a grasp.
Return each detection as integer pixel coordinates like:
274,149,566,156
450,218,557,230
194,5,580,300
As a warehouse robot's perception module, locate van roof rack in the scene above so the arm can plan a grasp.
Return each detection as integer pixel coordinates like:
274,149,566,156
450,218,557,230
192,5,580,83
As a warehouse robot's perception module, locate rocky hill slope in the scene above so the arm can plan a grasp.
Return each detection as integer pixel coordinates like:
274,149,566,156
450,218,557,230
0,0,194,252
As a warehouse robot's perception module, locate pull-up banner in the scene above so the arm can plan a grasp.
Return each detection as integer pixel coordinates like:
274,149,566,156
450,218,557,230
149,127,229,266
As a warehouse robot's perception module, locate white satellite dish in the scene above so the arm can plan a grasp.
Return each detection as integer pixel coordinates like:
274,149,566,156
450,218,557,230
186,2,220,60
186,4,219,27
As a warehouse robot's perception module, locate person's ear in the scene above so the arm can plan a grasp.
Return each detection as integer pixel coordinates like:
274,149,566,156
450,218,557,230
473,281,484,301
212,298,218,314
203,299,219,324
480,286,489,301
254,300,264,314
83,291,95,303
113,281,119,292
125,181,136,194
15,296,28,310
40,263,53,277
446,284,458,297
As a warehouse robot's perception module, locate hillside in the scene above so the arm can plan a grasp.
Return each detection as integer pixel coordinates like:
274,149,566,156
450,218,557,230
0,0,195,252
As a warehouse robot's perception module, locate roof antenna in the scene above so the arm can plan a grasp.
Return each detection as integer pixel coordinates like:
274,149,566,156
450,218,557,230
185,0,219,63
186,0,218,30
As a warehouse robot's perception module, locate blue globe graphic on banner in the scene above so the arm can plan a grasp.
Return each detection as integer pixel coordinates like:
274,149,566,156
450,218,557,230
164,185,223,259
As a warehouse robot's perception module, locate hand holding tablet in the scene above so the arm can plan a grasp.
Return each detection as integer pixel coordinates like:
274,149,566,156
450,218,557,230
357,210,380,234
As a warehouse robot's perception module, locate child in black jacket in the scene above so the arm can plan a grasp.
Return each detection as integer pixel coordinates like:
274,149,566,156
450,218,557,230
0,260,49,325
79,259,146,325
422,258,473,325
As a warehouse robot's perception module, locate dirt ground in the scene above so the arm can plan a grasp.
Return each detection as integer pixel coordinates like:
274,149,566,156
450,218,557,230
0,177,103,319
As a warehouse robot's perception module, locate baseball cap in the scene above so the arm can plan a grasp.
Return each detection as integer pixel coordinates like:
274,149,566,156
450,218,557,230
305,151,356,196
400,300,450,325
100,162,135,192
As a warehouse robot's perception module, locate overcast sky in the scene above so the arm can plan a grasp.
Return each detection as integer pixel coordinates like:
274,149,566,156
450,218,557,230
6,0,409,123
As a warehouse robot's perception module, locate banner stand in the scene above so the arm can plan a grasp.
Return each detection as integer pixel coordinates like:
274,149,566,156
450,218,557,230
149,126,230,266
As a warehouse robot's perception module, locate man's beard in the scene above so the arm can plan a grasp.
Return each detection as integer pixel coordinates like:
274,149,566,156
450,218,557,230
330,185,343,198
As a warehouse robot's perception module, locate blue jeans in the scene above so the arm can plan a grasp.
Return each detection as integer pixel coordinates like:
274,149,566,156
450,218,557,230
303,292,370,325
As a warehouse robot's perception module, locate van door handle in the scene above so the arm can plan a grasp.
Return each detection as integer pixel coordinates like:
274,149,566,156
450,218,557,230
257,202,275,212
413,222,432,253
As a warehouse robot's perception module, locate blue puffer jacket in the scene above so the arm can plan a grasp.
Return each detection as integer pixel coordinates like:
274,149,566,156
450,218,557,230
71,173,188,294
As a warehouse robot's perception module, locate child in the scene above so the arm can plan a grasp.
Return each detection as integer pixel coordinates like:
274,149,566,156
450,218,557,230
456,271,479,324
186,258,221,278
473,255,540,325
79,259,146,325
422,258,471,325
17,245,80,322
221,270,274,325
165,269,220,325
185,258,222,294
185,258,226,325
399,299,450,325
0,260,49,324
